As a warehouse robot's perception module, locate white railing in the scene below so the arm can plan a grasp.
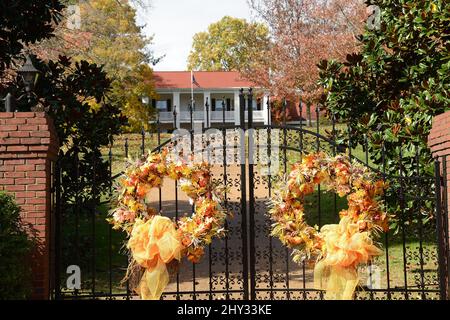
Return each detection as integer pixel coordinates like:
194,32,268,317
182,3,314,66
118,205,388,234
245,110,265,122
211,111,235,122
158,112,173,122
158,110,265,123
180,111,204,122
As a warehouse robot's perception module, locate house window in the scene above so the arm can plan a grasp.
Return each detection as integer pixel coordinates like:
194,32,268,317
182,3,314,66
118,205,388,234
212,98,233,111
156,100,168,111
153,99,172,112
215,99,225,110
244,99,261,110
228,99,233,111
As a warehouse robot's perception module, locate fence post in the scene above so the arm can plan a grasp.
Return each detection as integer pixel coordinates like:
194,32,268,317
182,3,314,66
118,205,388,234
434,158,448,299
428,110,450,299
0,112,59,299
247,88,256,300
238,88,249,299
53,155,61,300
5,93,15,112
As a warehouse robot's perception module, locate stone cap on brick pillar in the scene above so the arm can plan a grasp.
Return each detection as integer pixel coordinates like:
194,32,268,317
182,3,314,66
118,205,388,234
0,112,59,160
428,111,450,158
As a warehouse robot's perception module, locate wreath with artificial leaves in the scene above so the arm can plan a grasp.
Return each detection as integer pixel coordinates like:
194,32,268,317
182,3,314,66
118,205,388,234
108,148,226,300
269,152,389,299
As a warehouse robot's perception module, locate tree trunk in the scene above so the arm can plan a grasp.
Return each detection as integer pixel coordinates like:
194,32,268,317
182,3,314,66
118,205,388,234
307,102,312,127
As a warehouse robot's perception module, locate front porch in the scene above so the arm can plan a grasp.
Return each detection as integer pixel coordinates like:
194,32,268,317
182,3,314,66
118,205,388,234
153,90,270,127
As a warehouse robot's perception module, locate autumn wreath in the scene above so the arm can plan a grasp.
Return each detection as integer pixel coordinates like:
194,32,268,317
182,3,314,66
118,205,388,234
269,152,388,300
108,148,226,300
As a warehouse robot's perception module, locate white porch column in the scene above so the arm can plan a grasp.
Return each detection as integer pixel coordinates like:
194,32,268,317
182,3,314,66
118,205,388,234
234,90,240,125
204,91,211,127
263,94,270,125
173,91,181,128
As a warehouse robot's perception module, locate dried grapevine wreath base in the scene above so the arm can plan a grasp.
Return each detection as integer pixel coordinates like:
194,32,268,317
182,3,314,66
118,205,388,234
108,148,226,300
269,152,389,300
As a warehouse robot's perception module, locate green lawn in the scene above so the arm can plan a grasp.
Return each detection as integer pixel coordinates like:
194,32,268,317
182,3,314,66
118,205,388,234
102,132,173,175
102,123,374,176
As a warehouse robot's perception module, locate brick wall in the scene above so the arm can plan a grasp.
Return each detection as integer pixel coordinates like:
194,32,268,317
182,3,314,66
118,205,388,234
428,111,450,245
0,112,58,299
272,99,324,123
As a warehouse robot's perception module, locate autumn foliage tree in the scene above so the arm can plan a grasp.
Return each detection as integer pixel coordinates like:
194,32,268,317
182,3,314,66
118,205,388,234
32,0,157,131
246,0,367,103
1,0,126,206
187,16,270,72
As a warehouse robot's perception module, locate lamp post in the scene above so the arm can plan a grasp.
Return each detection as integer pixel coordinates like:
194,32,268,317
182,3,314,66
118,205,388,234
3,54,40,112
142,95,153,136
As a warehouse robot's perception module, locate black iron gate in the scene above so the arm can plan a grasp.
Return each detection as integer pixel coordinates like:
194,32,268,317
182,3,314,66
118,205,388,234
51,89,449,300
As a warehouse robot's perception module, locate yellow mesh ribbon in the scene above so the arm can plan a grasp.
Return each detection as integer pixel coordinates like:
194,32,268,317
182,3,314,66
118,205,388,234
314,263,359,300
137,259,170,300
128,216,183,300
314,217,382,300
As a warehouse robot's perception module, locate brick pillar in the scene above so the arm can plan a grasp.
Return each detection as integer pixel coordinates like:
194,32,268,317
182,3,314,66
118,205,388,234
0,112,59,300
428,111,450,245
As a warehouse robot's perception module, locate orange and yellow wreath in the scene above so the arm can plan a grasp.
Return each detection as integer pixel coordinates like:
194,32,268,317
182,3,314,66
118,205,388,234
108,148,226,300
269,152,388,300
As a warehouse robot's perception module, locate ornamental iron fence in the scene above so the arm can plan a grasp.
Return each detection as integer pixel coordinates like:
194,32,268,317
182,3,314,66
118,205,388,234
50,89,449,300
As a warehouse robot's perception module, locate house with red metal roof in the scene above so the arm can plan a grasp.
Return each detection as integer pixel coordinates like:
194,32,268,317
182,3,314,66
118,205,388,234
152,71,270,128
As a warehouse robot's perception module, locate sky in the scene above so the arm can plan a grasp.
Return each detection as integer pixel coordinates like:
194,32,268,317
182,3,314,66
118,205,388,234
135,0,255,71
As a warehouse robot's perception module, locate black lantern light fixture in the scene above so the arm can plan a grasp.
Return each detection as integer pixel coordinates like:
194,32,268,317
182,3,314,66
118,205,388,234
3,53,40,112
18,54,40,103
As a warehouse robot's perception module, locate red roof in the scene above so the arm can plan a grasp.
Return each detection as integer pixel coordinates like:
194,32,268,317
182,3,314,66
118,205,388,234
153,71,254,89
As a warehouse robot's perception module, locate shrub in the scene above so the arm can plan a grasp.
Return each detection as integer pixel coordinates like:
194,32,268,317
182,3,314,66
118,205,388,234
0,192,34,300
318,0,449,228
